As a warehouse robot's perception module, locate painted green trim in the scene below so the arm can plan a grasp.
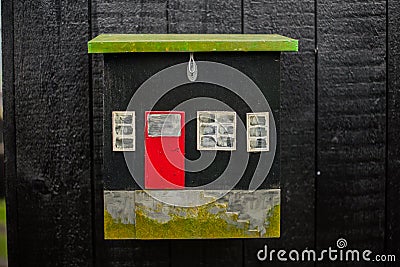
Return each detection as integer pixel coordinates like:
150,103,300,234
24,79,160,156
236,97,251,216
88,34,298,53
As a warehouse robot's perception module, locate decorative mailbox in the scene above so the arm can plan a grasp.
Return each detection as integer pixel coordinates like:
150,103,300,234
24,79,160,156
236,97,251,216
88,34,298,239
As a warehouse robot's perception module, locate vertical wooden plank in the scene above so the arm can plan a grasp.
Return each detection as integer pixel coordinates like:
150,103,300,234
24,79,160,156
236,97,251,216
0,0,5,199
93,0,168,34
167,1,243,266
1,0,18,266
244,0,315,266
387,0,400,265
90,1,170,266
317,1,386,266
168,0,242,33
12,0,93,265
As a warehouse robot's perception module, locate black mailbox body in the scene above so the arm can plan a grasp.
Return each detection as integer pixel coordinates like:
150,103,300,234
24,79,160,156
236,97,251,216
88,34,298,240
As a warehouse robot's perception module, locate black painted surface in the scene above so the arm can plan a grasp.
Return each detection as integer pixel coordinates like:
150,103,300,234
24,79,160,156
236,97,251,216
316,1,386,266
2,0,400,266
103,52,280,191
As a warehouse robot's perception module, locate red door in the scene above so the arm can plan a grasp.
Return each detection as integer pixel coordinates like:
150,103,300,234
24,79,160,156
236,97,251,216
145,111,185,189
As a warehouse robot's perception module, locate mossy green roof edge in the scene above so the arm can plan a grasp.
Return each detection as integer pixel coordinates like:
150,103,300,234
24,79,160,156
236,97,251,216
88,34,298,53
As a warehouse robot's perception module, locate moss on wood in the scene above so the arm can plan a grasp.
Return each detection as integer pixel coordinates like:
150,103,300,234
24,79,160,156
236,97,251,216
104,210,135,239
135,207,252,239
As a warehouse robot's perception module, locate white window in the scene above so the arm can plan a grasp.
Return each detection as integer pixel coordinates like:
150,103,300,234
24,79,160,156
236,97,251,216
112,111,135,151
147,113,181,137
197,111,236,151
247,112,269,152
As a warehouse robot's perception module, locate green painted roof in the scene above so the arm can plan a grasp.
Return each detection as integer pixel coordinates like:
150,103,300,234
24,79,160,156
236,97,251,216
88,34,298,53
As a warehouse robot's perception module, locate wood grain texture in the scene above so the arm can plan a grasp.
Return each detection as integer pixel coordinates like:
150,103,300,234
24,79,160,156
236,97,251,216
102,52,281,192
93,0,168,34
316,1,386,266
244,0,316,265
168,0,241,34
167,1,242,266
12,0,92,265
91,1,170,266
387,0,400,265
1,0,18,266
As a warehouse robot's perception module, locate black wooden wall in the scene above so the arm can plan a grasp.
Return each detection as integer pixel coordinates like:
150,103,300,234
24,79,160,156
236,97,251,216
2,0,400,266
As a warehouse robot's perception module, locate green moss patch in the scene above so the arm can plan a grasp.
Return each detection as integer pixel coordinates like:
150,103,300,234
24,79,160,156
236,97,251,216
136,208,254,239
263,205,280,238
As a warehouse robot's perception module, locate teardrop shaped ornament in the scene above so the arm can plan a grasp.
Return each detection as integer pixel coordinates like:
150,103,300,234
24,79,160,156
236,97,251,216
187,53,198,82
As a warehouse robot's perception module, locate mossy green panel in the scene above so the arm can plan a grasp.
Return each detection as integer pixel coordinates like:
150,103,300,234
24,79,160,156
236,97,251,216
88,34,298,53
0,200,6,260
